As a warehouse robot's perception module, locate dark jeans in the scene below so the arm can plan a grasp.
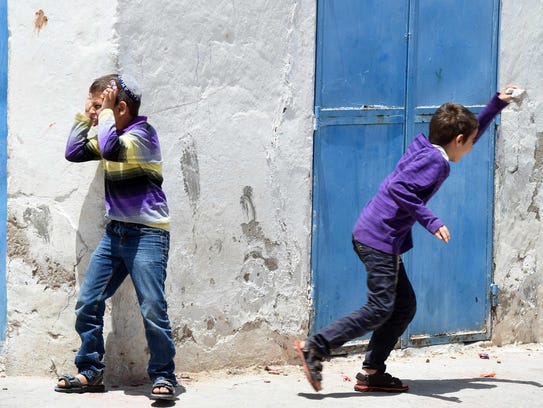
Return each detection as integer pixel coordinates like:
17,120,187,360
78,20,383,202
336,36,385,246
309,239,416,373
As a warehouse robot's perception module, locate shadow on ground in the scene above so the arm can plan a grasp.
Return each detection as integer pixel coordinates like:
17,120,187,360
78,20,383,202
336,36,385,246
298,377,543,403
103,384,187,407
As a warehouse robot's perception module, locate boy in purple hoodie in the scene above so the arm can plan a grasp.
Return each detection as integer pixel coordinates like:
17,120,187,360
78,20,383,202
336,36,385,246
296,85,518,393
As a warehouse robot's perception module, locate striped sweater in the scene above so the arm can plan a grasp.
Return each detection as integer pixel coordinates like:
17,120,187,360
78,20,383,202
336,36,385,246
65,109,170,229
352,94,508,255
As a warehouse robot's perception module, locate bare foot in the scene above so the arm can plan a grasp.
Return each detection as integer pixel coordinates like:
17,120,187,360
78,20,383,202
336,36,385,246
152,385,172,394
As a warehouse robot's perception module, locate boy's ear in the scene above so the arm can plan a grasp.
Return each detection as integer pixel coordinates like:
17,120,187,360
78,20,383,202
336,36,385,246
455,134,464,145
118,100,129,115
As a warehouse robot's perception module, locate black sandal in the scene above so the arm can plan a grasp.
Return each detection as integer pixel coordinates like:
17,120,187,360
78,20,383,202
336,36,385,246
354,371,409,393
54,372,105,393
150,379,176,401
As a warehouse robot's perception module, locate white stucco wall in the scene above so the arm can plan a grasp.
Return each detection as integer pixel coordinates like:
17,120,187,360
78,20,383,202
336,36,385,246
2,0,542,383
4,0,315,382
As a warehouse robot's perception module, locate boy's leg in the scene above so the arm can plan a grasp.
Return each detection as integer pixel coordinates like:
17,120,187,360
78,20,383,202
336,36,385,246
309,242,399,357
362,258,416,373
73,223,128,381
123,224,177,386
297,241,399,391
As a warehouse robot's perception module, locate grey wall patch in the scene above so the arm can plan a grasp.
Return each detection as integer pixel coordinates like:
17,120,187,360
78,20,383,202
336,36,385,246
8,215,75,289
180,134,201,214
23,204,51,242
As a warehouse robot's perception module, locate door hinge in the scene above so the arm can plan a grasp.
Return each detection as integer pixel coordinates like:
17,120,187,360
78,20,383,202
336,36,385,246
490,283,499,308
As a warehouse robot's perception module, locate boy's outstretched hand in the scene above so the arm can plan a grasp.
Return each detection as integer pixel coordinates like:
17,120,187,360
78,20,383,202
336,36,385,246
498,84,522,103
435,225,450,244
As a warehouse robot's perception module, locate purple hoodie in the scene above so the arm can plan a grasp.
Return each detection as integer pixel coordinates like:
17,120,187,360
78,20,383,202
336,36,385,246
352,94,509,255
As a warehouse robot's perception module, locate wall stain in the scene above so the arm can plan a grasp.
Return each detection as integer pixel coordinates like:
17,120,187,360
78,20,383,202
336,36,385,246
172,324,196,343
180,134,201,214
240,186,256,222
34,9,48,33
244,250,278,271
239,187,280,282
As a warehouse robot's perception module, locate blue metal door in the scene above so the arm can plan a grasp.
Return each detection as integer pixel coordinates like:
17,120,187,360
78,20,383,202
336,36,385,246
0,0,7,346
312,0,499,346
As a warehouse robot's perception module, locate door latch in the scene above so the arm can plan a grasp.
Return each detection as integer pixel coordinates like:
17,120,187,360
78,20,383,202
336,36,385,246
490,283,499,308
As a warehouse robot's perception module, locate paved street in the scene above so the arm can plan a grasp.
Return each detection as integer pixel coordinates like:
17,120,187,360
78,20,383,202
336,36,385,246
1,342,542,407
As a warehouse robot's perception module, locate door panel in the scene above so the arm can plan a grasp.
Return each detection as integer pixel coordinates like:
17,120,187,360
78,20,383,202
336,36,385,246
317,0,409,107
312,123,404,332
405,1,499,345
407,120,495,344
312,0,410,334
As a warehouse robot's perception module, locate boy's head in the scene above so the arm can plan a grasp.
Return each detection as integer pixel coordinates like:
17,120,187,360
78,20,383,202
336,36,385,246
429,103,479,146
429,103,479,162
89,74,141,127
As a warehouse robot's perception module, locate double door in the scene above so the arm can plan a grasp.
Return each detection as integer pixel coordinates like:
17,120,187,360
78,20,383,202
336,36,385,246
311,0,500,346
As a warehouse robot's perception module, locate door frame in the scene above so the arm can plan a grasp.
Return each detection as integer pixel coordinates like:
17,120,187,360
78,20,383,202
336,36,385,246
0,0,7,347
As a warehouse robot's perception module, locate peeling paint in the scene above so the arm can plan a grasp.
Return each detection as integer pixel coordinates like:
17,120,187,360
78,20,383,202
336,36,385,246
7,215,74,289
22,205,51,242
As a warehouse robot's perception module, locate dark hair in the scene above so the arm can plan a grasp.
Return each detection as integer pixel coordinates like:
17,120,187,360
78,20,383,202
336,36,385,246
428,103,479,146
89,74,141,117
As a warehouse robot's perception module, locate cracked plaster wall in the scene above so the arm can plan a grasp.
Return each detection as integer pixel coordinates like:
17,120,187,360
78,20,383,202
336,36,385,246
3,0,315,382
3,0,542,383
493,0,543,344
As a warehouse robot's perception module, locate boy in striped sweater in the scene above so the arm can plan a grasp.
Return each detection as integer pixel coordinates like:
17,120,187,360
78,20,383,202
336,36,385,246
56,74,176,401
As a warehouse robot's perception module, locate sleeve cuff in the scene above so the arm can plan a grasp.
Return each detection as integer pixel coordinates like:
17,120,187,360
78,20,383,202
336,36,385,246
98,109,115,120
74,113,92,124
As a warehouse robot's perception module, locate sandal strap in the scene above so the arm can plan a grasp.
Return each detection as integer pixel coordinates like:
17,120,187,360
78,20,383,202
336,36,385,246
83,371,104,386
152,379,175,393
58,374,83,389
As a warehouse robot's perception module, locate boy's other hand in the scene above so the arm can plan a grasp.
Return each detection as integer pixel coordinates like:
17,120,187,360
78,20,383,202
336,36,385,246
434,225,450,244
84,92,103,126
101,86,117,111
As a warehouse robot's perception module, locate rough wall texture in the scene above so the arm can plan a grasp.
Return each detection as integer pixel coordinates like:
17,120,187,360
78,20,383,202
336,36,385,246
5,1,119,379
494,0,543,344
3,0,542,384
4,0,315,382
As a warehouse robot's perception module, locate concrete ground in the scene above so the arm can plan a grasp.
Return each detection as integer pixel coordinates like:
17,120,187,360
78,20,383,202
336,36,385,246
1,342,542,408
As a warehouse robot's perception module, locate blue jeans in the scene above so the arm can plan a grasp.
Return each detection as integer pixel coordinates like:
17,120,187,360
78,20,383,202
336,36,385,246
74,220,176,384
309,240,416,373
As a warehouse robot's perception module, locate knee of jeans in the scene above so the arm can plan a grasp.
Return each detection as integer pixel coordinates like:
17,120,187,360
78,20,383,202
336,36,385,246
140,300,168,324
366,306,395,331
75,299,105,320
